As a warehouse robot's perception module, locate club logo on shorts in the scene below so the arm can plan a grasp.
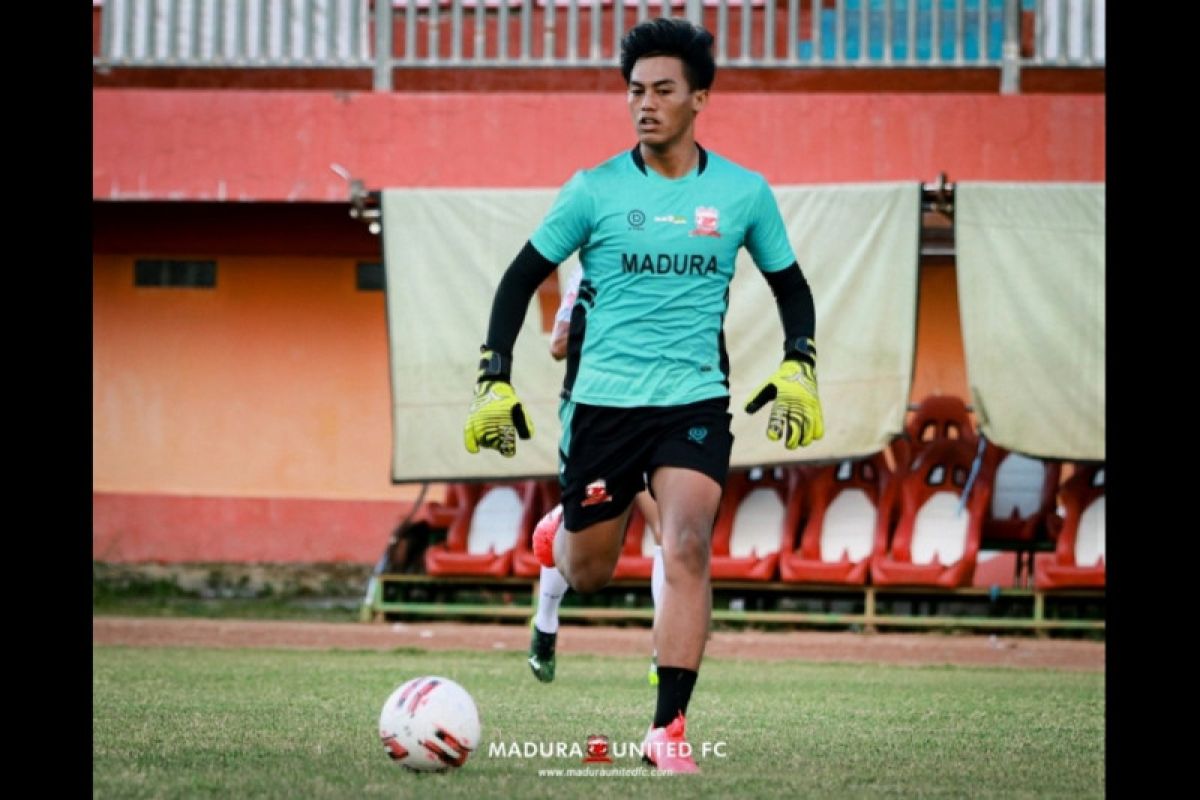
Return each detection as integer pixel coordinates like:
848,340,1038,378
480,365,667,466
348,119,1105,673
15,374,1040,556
690,206,721,238
581,479,613,507
688,426,709,444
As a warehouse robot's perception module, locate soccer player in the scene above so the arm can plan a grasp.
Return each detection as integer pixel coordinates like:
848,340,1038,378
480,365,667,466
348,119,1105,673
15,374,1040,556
462,17,824,773
529,266,666,687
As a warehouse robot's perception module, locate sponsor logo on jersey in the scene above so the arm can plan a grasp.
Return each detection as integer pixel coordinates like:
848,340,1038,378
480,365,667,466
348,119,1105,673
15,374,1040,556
627,210,646,230
621,252,719,275
691,206,721,238
654,214,689,225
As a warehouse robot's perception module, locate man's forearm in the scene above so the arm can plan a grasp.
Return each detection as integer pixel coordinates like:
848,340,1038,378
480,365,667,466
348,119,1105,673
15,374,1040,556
481,241,560,377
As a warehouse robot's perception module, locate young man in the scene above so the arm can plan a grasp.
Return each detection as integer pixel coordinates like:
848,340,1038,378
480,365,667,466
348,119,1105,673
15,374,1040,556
463,17,824,773
530,266,665,687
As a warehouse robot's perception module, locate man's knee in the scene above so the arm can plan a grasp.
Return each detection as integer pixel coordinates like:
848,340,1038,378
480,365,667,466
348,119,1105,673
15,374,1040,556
565,565,612,594
666,525,711,578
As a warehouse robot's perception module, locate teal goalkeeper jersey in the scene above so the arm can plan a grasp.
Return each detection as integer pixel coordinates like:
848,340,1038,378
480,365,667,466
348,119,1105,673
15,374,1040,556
530,145,796,408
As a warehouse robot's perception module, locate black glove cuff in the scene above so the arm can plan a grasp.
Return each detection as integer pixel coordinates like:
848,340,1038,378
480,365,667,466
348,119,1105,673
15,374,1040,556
784,336,817,367
477,346,512,383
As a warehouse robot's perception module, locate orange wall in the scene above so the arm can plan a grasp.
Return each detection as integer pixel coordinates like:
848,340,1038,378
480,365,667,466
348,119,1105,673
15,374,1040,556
93,254,404,501
910,263,970,404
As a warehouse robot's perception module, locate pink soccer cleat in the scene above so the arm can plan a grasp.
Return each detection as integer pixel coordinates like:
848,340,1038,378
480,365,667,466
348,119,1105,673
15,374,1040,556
641,713,700,774
532,504,563,569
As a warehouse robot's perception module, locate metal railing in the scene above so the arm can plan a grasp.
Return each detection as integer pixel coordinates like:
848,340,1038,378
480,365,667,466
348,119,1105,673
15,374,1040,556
97,0,374,67
94,0,1104,91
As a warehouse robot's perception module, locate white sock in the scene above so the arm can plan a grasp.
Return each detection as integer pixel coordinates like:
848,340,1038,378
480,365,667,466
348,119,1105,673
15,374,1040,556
534,565,570,634
650,545,664,655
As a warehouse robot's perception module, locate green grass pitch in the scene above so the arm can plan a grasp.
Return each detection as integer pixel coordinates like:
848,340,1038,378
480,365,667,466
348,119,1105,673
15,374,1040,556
93,645,1103,799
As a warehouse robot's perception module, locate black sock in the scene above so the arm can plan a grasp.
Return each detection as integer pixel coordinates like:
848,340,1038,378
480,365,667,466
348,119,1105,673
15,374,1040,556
653,667,698,728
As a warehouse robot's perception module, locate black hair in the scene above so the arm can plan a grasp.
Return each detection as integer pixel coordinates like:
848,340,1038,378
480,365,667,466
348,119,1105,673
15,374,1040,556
619,17,716,91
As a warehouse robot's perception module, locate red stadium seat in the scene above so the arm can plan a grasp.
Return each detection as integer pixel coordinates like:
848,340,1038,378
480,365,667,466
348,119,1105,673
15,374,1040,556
978,442,1061,546
780,453,894,585
870,438,990,589
510,480,561,578
424,481,540,577
897,395,978,473
611,502,658,580
709,467,802,582
1034,465,1105,590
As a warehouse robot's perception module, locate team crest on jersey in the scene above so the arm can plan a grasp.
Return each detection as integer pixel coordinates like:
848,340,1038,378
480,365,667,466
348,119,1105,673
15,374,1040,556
691,206,721,238
581,479,613,507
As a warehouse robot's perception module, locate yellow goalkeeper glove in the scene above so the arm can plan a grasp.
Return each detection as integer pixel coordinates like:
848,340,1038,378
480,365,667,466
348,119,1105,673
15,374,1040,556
744,355,825,450
463,348,534,458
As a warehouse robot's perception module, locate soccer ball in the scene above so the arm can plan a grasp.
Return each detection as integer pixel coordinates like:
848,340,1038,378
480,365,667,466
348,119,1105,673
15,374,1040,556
378,676,482,772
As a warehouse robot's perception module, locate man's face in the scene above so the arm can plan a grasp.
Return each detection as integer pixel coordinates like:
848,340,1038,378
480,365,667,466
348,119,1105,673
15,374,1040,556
627,56,708,149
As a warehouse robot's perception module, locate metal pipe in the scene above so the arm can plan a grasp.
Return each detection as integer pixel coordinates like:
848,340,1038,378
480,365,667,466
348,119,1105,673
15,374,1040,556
451,0,462,64
567,0,579,63
304,0,316,64
955,0,965,65
328,0,339,63
191,0,202,62
764,0,776,63
1081,0,1093,66
476,0,487,61
835,0,844,64
906,0,916,65
405,0,416,63
428,0,439,64
883,0,893,66
590,0,601,61
787,0,798,64
375,0,393,87
930,0,939,64
609,0,619,65
979,0,989,63
236,0,249,65
741,0,752,63
1057,0,1067,65
813,0,823,63
1000,0,1019,93
146,0,159,61
544,0,556,62
716,0,727,62
259,0,271,64
858,0,867,64
280,0,291,62
520,0,532,61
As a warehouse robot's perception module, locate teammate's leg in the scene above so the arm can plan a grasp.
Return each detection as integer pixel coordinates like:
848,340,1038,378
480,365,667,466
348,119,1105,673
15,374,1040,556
529,505,632,682
529,505,569,682
635,489,664,685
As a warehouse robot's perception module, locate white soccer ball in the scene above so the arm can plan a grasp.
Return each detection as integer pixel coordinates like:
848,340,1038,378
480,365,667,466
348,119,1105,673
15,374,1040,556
378,676,482,772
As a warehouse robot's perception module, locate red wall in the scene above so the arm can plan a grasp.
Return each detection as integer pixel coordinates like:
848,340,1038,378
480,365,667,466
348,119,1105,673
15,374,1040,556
93,90,1104,201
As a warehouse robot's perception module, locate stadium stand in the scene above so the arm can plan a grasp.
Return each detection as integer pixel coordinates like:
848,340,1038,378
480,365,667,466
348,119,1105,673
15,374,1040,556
424,481,539,577
870,437,989,588
510,480,562,578
779,452,895,585
611,502,658,580
890,394,977,478
709,467,802,581
1034,463,1105,590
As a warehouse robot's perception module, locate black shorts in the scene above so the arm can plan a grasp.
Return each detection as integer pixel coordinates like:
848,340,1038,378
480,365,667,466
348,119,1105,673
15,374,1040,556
557,396,734,532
